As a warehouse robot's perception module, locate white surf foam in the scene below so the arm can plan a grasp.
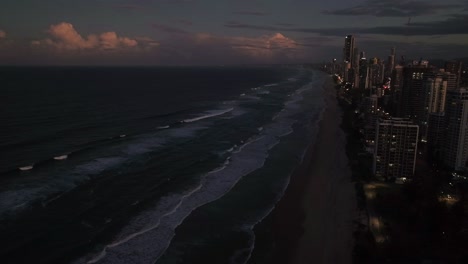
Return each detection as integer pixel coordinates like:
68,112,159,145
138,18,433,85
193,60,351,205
18,165,33,171
72,70,326,264
182,108,234,123
54,155,68,160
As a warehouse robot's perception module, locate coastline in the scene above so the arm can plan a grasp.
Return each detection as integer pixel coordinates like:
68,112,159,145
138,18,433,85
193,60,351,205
250,75,356,264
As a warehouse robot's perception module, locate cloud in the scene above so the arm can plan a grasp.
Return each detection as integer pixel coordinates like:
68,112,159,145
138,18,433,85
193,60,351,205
32,22,144,51
175,19,193,26
0,30,5,38
276,23,295,27
233,11,268,16
225,14,468,36
149,32,309,65
152,23,189,34
322,0,461,17
113,5,140,10
230,33,298,58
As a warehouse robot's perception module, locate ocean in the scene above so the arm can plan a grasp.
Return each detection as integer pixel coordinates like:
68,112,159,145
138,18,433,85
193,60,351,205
0,66,327,264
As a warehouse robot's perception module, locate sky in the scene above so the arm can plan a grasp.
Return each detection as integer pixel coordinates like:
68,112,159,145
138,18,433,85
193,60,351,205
0,0,467,65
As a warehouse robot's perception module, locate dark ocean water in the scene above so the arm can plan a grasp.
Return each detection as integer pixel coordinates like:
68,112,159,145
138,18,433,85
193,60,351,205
0,66,326,264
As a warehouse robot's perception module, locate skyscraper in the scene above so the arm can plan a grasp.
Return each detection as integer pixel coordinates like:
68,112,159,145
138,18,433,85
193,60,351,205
343,35,355,64
373,118,419,179
385,47,396,78
359,52,369,89
445,60,463,89
391,65,404,116
442,88,468,170
399,61,435,120
427,112,445,159
421,74,448,140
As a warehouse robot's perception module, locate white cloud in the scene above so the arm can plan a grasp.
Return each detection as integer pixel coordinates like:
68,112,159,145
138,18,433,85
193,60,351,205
190,32,299,60
32,22,150,51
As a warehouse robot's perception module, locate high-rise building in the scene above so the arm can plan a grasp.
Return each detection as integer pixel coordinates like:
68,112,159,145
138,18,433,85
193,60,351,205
462,67,468,86
427,112,445,159
441,88,468,170
359,52,369,89
353,47,360,69
399,62,435,120
343,35,355,65
391,65,404,115
445,60,463,88
351,47,360,88
373,118,419,179
420,74,448,140
385,47,396,78
368,58,385,89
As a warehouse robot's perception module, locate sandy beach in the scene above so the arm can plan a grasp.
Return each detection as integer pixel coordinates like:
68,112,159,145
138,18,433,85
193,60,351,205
269,76,356,264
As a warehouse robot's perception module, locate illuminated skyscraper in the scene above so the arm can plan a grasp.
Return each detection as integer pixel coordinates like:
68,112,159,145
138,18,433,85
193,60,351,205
420,74,448,140
385,47,396,78
359,52,369,89
444,60,463,89
343,35,355,65
399,61,435,120
442,88,468,170
373,118,419,179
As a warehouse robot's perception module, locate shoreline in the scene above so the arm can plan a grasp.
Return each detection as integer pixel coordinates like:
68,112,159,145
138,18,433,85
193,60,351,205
250,74,357,264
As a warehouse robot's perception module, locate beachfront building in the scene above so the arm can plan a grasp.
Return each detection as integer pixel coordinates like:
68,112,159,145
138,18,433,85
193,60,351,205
343,35,355,65
444,60,463,89
373,118,419,180
441,88,468,170
399,61,436,121
427,112,445,160
420,73,449,141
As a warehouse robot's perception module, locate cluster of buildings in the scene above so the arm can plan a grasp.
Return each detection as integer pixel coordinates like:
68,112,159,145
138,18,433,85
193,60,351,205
329,35,468,181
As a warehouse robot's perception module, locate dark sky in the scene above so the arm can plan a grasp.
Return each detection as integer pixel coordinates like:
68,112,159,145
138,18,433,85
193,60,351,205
0,0,467,65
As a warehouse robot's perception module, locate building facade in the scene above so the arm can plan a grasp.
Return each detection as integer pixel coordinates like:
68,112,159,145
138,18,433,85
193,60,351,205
442,88,468,170
373,118,419,179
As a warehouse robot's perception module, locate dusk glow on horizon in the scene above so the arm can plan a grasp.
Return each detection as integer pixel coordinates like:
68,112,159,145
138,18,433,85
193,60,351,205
0,0,467,65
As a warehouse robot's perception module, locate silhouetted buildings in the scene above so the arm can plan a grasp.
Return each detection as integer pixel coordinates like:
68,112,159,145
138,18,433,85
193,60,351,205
336,34,468,177
444,60,463,89
399,61,436,121
359,52,369,89
441,88,468,170
373,118,419,180
343,35,355,65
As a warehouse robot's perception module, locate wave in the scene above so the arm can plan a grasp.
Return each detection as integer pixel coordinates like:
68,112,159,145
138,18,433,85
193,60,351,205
18,165,33,171
54,155,68,160
156,125,170,130
74,91,310,263
74,132,281,263
181,108,234,123
85,184,204,264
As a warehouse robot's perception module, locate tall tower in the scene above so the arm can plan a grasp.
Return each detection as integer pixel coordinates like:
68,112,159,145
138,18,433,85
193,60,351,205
444,60,463,89
343,35,355,65
373,118,419,179
391,65,404,116
442,88,468,170
399,62,435,120
386,47,396,78
420,74,448,141
359,52,369,89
